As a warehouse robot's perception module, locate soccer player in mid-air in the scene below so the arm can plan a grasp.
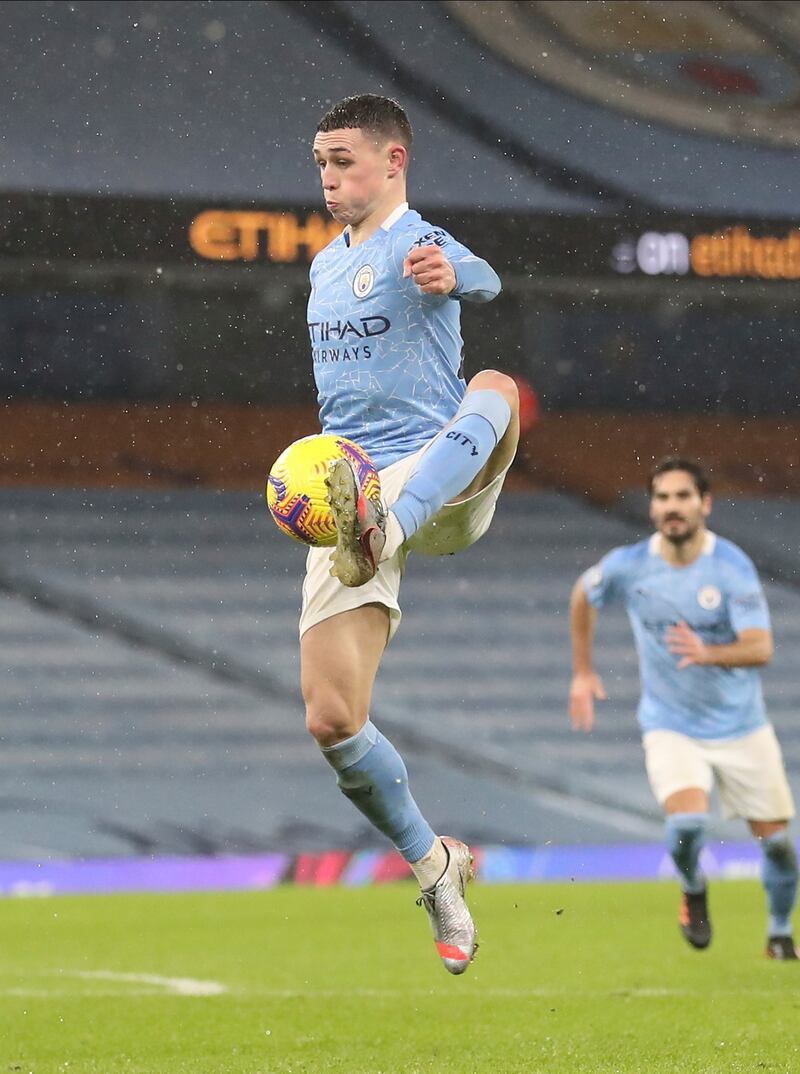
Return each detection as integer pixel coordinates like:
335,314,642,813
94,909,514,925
569,457,798,959
298,94,518,974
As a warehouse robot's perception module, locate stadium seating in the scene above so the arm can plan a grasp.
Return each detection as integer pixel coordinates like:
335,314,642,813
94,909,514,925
2,487,797,860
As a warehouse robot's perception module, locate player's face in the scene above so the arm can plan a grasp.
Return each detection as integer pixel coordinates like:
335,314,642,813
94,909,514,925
649,470,711,544
312,128,400,226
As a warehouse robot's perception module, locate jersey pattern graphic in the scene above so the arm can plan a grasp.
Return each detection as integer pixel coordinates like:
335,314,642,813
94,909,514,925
307,210,479,470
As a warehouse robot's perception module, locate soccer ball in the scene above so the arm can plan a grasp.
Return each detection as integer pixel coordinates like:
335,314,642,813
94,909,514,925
266,434,381,546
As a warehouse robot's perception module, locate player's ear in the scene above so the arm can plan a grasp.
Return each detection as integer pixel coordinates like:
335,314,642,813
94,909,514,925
386,143,408,177
702,493,712,517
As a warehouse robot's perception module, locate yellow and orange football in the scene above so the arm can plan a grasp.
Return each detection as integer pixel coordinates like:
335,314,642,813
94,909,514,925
266,434,381,546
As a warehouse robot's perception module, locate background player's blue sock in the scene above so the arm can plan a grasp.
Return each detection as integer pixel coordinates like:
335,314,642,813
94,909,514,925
761,831,798,937
665,812,707,893
390,389,511,541
321,719,435,863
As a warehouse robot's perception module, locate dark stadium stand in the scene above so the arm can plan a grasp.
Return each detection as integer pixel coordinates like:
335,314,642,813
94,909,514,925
0,1,599,212
336,0,800,215
2,487,798,860
2,1,799,214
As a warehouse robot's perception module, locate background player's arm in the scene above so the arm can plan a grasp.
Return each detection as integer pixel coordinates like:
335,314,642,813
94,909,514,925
569,579,608,732
665,622,773,669
402,245,500,302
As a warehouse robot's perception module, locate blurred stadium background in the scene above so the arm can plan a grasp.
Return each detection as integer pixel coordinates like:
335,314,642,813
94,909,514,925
2,0,800,888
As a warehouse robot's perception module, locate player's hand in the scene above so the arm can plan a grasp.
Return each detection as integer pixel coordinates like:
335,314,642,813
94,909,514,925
569,671,608,732
402,245,457,295
665,620,708,669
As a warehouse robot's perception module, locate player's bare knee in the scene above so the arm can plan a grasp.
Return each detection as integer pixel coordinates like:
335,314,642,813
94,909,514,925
305,697,361,747
302,695,343,747
468,369,519,414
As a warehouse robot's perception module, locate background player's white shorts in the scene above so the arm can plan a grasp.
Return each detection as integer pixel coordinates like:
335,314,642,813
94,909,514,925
643,724,796,821
299,442,511,641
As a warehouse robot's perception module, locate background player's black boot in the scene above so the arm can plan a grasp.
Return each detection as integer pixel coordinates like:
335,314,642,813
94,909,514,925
679,888,712,949
766,935,799,960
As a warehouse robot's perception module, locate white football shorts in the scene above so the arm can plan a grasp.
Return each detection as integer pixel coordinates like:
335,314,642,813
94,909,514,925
299,441,511,640
643,723,796,821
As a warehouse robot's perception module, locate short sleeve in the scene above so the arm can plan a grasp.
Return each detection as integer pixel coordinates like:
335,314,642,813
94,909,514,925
581,547,628,609
726,557,771,634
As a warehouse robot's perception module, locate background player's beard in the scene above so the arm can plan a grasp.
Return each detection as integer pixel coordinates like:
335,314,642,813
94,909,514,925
662,519,698,546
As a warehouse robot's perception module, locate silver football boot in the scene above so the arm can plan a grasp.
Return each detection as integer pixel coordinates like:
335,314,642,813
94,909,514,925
416,837,477,975
325,458,386,587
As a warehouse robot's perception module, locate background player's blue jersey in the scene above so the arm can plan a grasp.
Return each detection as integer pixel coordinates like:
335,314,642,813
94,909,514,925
583,532,772,740
307,204,501,470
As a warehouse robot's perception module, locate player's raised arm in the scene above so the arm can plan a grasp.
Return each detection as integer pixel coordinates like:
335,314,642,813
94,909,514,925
568,578,608,731
403,244,501,302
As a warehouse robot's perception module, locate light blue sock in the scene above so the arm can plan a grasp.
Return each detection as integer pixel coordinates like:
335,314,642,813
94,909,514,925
391,389,511,541
665,812,707,894
321,720,435,863
762,831,798,937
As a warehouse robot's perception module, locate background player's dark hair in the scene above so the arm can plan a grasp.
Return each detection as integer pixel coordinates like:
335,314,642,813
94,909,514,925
650,456,710,496
317,95,413,153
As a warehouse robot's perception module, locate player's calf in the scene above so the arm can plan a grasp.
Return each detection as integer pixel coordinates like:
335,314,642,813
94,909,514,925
389,388,511,543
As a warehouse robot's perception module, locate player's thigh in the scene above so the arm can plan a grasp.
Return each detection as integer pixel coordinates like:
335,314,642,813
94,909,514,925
664,787,710,814
643,730,713,808
711,724,796,822
301,603,390,722
408,464,508,556
299,524,406,644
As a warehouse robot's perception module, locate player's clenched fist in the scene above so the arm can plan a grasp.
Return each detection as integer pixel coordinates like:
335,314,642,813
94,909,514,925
403,245,457,295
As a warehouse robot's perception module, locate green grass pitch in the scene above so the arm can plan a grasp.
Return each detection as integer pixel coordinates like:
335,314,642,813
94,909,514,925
2,879,798,1073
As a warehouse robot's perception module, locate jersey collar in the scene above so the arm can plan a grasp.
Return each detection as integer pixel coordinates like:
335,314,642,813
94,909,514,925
380,201,410,230
343,202,410,247
649,531,717,557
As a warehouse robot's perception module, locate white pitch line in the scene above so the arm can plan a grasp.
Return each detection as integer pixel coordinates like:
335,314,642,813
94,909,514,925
2,984,790,1001
47,970,227,996
3,988,171,997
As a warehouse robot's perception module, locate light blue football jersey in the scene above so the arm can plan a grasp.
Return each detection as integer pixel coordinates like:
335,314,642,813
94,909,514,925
307,204,501,469
583,532,772,739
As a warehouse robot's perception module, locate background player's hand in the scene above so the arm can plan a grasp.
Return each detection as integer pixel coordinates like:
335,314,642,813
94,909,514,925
569,671,607,732
402,245,457,295
665,620,708,669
